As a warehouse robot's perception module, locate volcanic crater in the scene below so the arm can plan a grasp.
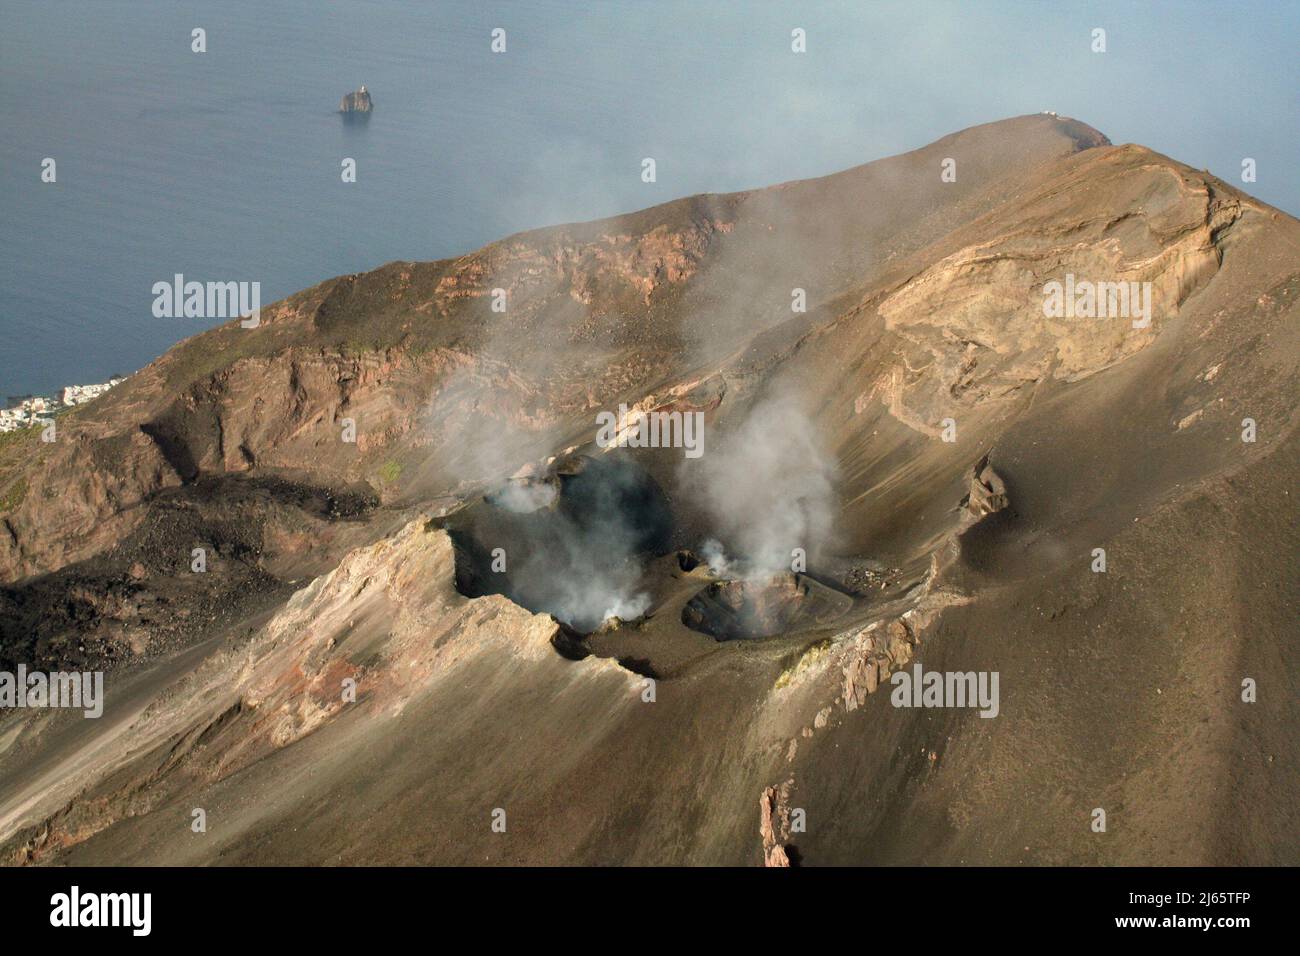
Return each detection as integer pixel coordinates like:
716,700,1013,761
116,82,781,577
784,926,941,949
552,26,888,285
681,572,853,641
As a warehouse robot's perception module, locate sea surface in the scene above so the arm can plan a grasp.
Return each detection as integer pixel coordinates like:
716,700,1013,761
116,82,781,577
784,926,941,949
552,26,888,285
2,0,1296,398
0,0,724,397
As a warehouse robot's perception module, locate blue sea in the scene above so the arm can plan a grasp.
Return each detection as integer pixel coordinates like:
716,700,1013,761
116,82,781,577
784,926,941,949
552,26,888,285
2,0,1295,398
2,0,681,397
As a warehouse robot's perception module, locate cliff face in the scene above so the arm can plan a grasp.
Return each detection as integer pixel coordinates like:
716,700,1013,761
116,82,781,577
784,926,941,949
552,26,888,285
1,115,1296,866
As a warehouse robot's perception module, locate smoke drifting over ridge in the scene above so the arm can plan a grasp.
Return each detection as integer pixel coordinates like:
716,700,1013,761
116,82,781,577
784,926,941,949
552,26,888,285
683,388,838,579
408,161,854,624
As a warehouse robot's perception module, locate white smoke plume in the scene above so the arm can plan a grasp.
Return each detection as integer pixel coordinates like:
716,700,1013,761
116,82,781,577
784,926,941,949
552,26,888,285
489,479,558,514
451,454,669,633
698,537,736,577
686,388,837,579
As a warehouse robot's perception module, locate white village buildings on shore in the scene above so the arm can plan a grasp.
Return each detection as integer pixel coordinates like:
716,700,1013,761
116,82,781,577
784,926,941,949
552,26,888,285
0,377,126,433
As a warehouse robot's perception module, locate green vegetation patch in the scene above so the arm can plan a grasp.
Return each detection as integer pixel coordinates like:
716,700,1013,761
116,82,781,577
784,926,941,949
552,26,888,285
0,476,28,514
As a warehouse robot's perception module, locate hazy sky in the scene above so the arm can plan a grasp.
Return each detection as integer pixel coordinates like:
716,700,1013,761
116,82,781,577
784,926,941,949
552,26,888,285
495,0,1299,218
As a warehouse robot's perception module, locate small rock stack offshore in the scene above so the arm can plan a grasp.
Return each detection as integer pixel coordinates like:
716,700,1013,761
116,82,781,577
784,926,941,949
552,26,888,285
339,86,372,113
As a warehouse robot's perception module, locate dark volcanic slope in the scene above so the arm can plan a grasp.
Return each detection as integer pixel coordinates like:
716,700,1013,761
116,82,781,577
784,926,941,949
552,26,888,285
1,115,1296,866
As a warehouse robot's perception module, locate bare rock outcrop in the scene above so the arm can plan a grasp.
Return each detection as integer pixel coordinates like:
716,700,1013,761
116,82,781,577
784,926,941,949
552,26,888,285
842,619,915,712
961,453,1009,525
875,145,1243,427
338,87,372,113
759,779,795,867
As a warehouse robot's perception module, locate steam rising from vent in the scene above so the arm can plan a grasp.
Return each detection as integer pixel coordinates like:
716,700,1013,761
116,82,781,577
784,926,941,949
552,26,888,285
685,389,837,579
420,365,561,491
447,456,671,633
529,472,653,629
488,479,558,514
699,537,736,578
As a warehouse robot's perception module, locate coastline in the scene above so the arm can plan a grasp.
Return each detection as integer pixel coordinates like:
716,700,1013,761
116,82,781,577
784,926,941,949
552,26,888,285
0,377,127,433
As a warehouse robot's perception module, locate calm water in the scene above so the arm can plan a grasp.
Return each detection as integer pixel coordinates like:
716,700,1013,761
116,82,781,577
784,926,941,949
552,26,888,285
2,0,1296,398
0,0,709,397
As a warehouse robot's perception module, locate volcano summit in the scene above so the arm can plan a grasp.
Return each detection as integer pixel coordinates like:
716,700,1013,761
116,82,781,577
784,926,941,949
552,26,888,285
0,115,1295,867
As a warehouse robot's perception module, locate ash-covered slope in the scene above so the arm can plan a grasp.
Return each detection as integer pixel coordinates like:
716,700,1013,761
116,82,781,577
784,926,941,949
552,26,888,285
1,115,1296,866
0,114,1106,584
